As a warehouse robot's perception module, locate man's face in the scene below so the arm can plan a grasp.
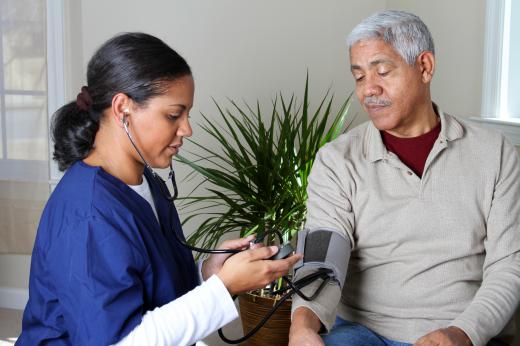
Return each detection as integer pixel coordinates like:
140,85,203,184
350,39,431,136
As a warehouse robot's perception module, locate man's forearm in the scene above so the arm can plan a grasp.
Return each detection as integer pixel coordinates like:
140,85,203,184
291,307,322,333
290,265,342,331
450,258,520,346
289,307,326,346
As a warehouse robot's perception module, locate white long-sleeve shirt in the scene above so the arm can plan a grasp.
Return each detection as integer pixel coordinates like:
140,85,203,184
114,274,238,346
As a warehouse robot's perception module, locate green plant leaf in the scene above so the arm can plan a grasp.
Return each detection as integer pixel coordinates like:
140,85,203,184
177,75,353,259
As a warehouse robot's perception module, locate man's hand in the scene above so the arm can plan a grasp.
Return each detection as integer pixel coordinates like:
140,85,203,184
414,327,472,346
289,307,325,346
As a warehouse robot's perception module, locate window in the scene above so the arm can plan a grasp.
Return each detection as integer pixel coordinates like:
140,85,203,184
505,0,520,119
0,0,64,183
0,0,64,254
476,0,520,144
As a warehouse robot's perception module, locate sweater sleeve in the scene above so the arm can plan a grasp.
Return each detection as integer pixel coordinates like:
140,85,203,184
291,148,354,331
450,137,520,346
113,274,238,346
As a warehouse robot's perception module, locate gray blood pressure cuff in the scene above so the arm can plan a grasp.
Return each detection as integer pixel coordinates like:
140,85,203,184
294,228,351,289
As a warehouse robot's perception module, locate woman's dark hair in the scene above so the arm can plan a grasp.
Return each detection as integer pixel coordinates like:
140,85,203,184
52,32,192,171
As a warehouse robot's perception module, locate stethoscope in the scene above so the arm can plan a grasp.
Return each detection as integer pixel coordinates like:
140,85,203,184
122,114,334,343
123,114,246,254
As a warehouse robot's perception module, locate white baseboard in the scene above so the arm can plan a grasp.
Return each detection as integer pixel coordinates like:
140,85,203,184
0,287,28,310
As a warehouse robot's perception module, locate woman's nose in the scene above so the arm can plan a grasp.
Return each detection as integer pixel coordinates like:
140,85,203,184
177,116,193,138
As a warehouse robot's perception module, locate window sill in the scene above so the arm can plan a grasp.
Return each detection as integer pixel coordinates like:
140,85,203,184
469,117,520,146
0,159,49,183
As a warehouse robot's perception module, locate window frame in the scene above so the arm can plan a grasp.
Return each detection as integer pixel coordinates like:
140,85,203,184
474,0,520,145
0,0,65,183
46,0,65,185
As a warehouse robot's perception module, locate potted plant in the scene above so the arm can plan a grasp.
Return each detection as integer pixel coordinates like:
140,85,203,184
176,76,353,345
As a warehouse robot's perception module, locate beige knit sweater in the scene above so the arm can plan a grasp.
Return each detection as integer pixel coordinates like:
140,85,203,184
292,107,520,346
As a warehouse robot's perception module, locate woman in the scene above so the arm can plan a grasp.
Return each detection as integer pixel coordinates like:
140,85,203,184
17,32,301,346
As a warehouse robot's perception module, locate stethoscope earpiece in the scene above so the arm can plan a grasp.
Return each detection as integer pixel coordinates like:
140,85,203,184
122,109,129,126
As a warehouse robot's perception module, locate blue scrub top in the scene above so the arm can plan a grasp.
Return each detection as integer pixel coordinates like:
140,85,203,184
17,161,199,345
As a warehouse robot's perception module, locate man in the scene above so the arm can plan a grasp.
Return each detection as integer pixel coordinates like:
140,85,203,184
289,10,520,346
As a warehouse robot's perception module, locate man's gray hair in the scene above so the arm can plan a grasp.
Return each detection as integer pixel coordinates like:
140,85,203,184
347,10,435,65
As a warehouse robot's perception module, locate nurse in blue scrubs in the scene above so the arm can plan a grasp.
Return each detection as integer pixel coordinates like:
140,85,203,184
17,32,300,346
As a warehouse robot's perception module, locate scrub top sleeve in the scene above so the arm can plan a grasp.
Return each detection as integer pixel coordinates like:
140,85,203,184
66,216,147,345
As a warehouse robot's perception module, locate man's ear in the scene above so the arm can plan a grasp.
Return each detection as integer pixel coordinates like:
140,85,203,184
417,51,435,83
111,93,132,128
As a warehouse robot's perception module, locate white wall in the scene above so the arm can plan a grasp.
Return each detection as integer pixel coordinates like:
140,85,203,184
78,0,383,104
386,0,486,117
0,0,385,300
1,0,487,308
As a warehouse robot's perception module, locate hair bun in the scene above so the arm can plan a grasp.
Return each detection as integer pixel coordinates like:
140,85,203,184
76,86,93,111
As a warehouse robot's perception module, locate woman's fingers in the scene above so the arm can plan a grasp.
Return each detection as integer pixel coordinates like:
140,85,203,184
266,253,303,278
217,244,303,294
218,234,256,250
274,253,303,270
245,246,279,261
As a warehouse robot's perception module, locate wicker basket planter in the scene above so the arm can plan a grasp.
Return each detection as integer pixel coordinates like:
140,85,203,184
238,293,292,346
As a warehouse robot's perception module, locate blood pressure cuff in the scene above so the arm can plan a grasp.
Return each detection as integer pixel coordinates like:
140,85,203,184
294,227,351,289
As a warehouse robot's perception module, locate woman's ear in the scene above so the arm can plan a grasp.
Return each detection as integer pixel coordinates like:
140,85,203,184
111,93,132,128
417,51,435,83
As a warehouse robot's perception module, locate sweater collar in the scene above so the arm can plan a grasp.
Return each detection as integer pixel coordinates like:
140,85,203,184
363,102,464,162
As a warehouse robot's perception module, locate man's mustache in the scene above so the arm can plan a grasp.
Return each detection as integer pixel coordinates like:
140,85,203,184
364,96,391,107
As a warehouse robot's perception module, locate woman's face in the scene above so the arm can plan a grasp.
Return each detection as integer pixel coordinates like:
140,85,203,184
128,75,194,169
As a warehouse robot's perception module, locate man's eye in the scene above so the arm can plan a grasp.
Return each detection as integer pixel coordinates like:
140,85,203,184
378,71,389,77
168,114,181,120
355,76,365,82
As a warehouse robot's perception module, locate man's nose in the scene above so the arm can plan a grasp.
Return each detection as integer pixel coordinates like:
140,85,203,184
363,75,383,97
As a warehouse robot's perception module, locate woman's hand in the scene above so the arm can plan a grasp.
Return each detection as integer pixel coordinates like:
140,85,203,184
201,235,259,281
217,246,303,295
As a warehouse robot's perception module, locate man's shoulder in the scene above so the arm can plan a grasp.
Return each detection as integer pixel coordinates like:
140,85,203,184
320,121,369,154
446,113,506,147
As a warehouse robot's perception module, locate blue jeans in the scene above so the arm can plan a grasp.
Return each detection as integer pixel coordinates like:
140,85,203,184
322,317,508,346
322,318,411,346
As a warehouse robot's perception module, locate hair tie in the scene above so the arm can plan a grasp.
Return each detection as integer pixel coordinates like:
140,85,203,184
76,86,93,111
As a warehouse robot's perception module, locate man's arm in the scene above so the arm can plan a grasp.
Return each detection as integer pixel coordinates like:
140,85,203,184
450,137,520,346
289,146,355,344
289,307,325,346
419,137,520,346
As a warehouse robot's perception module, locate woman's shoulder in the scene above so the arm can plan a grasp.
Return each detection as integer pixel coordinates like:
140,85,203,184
53,161,98,199
51,161,135,214
38,161,146,244
36,161,147,254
